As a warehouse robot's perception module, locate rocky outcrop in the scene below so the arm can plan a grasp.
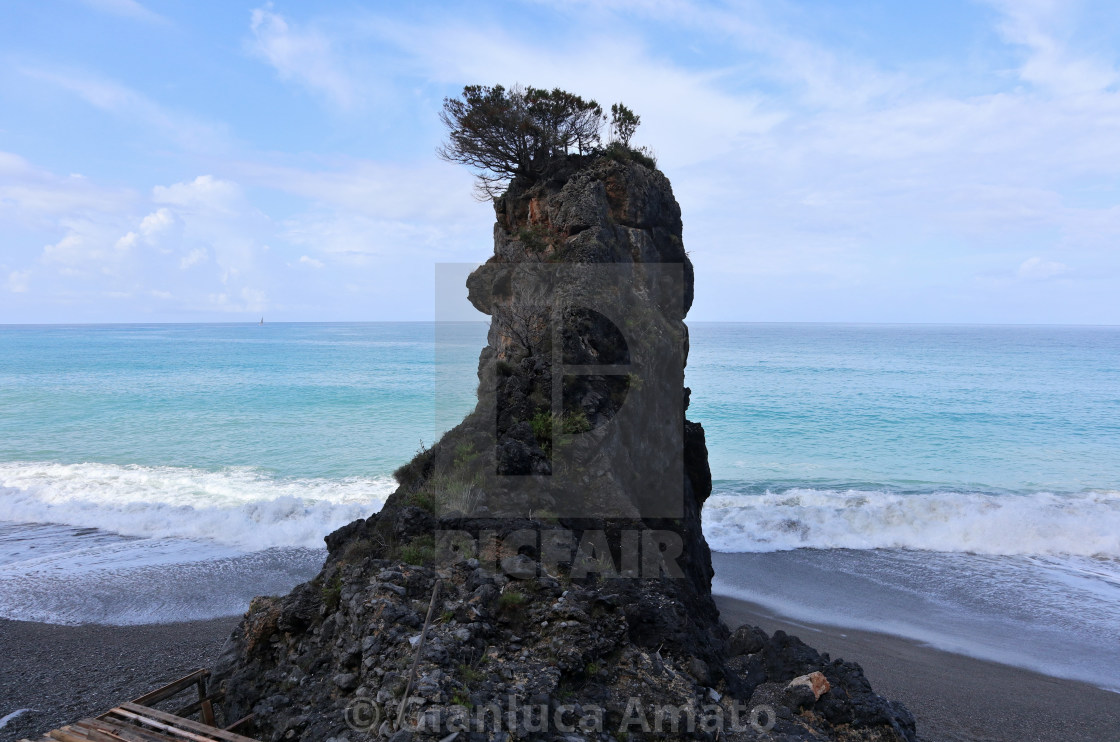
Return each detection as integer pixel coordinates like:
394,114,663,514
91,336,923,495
209,151,917,741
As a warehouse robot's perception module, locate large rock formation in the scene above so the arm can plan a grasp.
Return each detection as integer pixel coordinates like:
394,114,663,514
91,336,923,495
210,152,917,741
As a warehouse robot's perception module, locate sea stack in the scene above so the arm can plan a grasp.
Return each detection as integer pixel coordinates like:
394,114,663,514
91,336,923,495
210,150,917,741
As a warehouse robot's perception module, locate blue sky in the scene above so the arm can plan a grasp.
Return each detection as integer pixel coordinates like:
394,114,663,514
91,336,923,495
2,0,1119,323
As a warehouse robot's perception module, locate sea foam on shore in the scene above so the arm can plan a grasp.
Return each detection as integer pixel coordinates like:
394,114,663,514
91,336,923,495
710,549,1120,692
704,485,1120,557
702,483,1120,691
0,462,393,624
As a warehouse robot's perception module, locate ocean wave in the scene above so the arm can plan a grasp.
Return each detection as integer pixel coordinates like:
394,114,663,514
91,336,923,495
0,461,395,551
703,487,1120,558
0,544,326,624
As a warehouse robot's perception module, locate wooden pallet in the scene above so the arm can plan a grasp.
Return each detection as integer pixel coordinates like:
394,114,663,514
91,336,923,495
19,670,258,742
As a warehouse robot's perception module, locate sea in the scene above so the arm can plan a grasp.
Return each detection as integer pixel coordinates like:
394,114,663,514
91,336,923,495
1,322,1118,690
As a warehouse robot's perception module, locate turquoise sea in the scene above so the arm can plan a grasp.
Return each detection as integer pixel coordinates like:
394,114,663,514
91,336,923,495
1,322,1118,688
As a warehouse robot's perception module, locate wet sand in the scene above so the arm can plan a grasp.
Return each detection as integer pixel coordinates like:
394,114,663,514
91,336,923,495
716,594,1120,742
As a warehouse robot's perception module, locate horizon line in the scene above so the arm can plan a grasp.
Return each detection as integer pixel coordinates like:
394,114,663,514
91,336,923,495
2,320,1119,329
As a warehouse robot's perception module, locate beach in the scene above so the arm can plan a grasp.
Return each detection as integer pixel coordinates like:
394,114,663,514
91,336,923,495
3,595,1119,742
716,594,1120,742
0,617,239,742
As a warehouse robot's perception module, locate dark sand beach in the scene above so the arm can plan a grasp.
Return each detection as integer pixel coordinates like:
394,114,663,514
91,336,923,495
716,594,1120,742
0,617,240,742
3,596,1119,742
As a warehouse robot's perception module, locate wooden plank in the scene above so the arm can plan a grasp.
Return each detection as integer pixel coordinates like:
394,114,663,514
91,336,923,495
172,691,224,720
48,727,91,742
69,722,133,742
222,716,252,734
77,718,181,742
130,670,210,707
103,711,218,742
196,679,215,727
109,706,256,742
77,718,182,742
103,710,221,742
69,722,129,742
116,704,259,742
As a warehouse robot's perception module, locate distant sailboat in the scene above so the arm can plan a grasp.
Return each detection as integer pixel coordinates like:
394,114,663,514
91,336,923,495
259,317,264,325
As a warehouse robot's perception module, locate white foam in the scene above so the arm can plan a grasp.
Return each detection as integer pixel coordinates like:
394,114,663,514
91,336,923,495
0,709,32,729
710,549,1120,692
0,461,395,551
703,487,1120,558
0,543,326,624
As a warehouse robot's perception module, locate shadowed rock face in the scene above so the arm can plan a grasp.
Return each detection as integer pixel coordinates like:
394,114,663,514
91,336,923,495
329,153,723,665
210,154,917,742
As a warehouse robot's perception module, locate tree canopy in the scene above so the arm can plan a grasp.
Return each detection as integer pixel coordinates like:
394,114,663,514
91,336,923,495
438,84,644,198
609,103,640,147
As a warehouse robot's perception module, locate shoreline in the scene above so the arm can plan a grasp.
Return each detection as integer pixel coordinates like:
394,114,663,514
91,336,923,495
715,593,1120,742
708,547,1120,695
2,580,1118,742
0,616,240,742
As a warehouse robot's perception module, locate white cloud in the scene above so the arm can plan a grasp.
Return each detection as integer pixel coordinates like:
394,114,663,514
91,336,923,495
240,287,267,311
179,247,208,270
0,155,144,305
534,0,904,110
281,211,460,266
986,0,1118,95
40,217,134,275
114,231,138,251
205,287,267,313
224,1,1120,320
232,159,482,221
247,7,356,108
9,2,1120,322
139,208,174,239
230,158,491,271
144,177,272,309
1017,256,1070,280
2,160,278,316
19,69,227,152
111,207,176,253
361,5,1112,269
6,270,31,293
153,175,242,213
374,20,780,169
0,151,135,223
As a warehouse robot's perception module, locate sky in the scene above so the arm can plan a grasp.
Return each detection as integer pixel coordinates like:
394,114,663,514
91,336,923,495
1,0,1119,324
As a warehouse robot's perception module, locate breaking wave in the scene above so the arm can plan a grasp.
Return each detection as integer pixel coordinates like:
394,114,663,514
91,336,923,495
703,486,1120,558
0,461,395,552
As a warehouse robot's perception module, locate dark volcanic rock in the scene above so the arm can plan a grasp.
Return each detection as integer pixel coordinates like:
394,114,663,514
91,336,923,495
209,152,916,741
